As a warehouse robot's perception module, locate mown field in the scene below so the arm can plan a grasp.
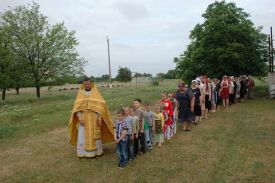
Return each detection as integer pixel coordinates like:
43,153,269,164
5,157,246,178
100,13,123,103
0,79,274,183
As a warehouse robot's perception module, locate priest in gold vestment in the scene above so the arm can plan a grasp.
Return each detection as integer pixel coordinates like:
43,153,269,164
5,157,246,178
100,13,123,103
69,78,114,157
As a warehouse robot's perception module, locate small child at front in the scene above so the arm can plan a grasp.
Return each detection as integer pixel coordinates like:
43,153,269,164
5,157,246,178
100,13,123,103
114,109,128,168
154,106,165,147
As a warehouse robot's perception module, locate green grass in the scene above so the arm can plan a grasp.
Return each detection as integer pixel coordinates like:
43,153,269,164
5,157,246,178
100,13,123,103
0,80,274,183
0,81,177,141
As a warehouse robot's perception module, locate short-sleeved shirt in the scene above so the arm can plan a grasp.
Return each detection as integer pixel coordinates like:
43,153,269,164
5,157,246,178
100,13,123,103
133,108,144,119
133,108,144,132
161,99,174,117
124,116,133,135
144,111,154,127
154,113,164,134
240,80,247,92
248,79,255,89
115,120,128,141
205,82,212,95
131,115,139,134
215,83,221,93
200,83,206,95
191,87,201,105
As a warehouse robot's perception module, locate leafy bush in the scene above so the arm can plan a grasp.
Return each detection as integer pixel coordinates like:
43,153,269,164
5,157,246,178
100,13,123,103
152,80,160,86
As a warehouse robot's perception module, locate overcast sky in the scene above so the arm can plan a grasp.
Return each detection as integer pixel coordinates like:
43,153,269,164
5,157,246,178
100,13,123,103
0,0,274,77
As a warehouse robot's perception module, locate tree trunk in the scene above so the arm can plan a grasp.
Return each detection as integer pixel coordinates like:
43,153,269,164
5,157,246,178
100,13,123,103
16,87,19,95
35,80,41,99
2,88,6,100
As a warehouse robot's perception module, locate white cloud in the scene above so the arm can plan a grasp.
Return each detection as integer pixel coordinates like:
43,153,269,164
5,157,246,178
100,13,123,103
0,0,274,77
113,1,150,21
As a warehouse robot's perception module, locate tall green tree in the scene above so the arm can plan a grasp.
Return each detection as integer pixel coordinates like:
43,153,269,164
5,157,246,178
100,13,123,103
101,74,110,82
142,73,152,77
164,69,177,79
133,72,142,77
175,1,268,82
156,73,165,80
116,67,132,82
0,29,21,100
8,55,29,95
0,2,86,98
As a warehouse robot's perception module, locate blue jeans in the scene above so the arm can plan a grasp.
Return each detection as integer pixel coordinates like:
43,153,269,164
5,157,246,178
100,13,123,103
127,134,134,160
116,140,128,167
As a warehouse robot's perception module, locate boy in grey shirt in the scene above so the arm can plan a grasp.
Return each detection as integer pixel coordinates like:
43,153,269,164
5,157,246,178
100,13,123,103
123,107,135,161
144,104,154,149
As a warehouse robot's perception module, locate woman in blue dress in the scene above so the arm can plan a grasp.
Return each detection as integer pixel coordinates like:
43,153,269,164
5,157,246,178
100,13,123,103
175,82,195,131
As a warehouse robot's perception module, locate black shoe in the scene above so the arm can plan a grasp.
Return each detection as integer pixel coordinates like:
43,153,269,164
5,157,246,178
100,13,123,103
118,164,125,169
118,166,125,169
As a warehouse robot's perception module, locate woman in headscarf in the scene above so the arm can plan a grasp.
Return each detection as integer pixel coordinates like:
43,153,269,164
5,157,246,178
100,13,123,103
191,80,201,125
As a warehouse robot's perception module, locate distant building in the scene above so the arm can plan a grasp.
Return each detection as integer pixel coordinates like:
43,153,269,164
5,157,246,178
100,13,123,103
131,76,153,85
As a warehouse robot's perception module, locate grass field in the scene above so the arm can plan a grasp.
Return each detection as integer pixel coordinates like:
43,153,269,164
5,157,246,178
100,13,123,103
0,80,274,183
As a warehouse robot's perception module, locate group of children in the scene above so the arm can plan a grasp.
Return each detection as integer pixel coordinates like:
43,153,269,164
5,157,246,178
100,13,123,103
114,95,178,168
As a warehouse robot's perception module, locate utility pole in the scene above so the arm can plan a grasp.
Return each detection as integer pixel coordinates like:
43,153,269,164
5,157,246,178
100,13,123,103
107,36,112,88
268,34,271,72
271,27,274,73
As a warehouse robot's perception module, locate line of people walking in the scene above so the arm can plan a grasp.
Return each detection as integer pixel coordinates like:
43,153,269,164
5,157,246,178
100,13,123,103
114,75,255,168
